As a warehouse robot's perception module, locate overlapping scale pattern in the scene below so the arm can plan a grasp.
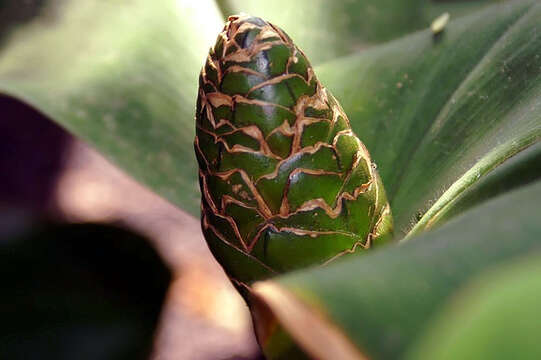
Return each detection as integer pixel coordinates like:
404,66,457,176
195,15,393,286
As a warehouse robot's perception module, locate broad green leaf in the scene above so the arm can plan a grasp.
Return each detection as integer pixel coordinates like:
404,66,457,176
0,0,224,216
216,0,430,64
408,139,541,237
1,1,538,233
253,180,541,359
316,0,541,234
406,254,541,360
0,1,539,358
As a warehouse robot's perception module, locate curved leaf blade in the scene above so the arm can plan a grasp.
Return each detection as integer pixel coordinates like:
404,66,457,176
408,139,541,237
254,180,541,359
0,0,224,216
1,1,538,229
406,255,541,359
316,0,541,234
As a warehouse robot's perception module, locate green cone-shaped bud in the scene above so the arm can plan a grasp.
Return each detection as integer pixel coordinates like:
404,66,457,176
195,14,393,288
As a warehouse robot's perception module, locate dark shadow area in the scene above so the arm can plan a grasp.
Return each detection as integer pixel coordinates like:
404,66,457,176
0,96,173,359
0,222,172,360
0,94,71,213
0,0,51,45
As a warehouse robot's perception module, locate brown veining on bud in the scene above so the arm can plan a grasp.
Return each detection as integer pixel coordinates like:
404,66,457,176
195,14,394,284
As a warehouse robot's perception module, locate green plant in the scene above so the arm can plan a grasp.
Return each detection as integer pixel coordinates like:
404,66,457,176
195,15,393,292
0,0,539,359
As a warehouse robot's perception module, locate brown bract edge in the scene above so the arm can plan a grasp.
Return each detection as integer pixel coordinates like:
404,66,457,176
252,281,369,360
195,14,389,264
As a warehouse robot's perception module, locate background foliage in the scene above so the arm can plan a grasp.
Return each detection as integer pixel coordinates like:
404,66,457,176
0,0,539,358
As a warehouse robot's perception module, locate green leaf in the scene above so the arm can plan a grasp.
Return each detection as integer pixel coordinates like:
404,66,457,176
0,1,539,358
253,180,541,359
1,1,538,233
316,0,541,234
216,0,430,64
407,139,541,238
406,254,541,360
0,0,225,216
